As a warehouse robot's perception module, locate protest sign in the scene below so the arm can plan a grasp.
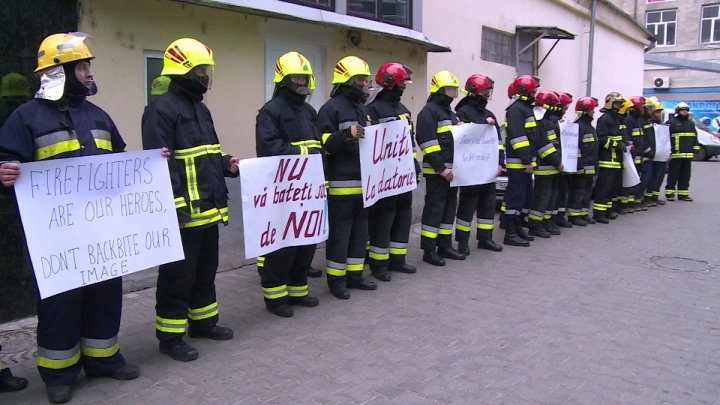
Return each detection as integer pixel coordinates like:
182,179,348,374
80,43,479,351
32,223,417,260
359,120,417,208
13,150,184,299
654,124,671,162
559,121,579,173
240,154,328,258
450,124,499,187
622,151,641,187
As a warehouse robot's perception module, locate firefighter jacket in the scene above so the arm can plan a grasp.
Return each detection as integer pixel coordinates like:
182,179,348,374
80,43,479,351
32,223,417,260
366,88,421,178
641,116,655,162
454,96,505,165
256,88,322,158
576,114,598,174
416,93,459,175
0,95,125,164
596,110,624,169
548,113,562,154
504,96,538,171
535,114,562,176
624,111,645,165
142,81,237,229
666,114,699,159
318,85,368,197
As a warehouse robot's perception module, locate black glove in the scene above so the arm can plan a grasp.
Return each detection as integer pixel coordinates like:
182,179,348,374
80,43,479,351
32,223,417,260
343,124,365,140
615,141,627,153
414,159,422,183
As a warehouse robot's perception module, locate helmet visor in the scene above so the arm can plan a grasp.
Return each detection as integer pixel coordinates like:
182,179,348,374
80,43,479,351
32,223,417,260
188,65,214,90
479,88,493,100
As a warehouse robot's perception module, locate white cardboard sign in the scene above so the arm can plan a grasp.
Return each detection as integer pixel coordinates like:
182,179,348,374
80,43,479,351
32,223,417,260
622,151,641,187
450,124,500,187
359,120,417,208
559,121,579,173
14,150,184,299
654,124,671,162
240,154,328,258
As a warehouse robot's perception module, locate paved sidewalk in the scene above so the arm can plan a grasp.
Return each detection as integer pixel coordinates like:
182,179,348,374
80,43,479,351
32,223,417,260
3,161,720,404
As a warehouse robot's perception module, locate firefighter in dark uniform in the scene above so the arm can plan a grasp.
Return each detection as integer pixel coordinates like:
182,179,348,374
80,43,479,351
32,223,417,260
366,62,419,281
319,56,377,299
638,98,657,208
527,91,564,238
0,32,141,404
503,75,541,247
567,97,600,226
417,70,466,266
647,100,669,205
143,38,239,362
613,97,633,217
629,96,654,211
550,92,573,228
619,96,646,214
592,92,626,224
255,52,321,316
665,102,699,202
453,74,504,255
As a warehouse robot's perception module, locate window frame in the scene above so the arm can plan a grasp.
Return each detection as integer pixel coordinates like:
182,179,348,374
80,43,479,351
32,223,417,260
700,4,720,44
143,50,165,107
281,0,335,10
346,0,413,29
646,9,678,47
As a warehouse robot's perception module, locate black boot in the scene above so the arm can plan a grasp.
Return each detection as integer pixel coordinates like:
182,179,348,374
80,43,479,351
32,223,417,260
159,340,199,362
188,325,234,340
423,250,446,266
265,301,294,318
437,246,466,260
457,241,471,256
346,274,377,290
569,216,588,226
288,295,320,307
528,220,551,238
477,239,503,252
607,210,618,220
305,266,322,278
516,221,534,241
47,385,73,404
543,219,561,235
585,215,597,224
0,376,28,392
593,211,609,224
389,262,417,273
555,214,572,228
327,275,351,299
87,363,140,380
370,265,392,282
503,217,530,247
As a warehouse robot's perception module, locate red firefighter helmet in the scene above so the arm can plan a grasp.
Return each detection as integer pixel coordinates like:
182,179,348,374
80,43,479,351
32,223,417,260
629,96,646,111
511,75,540,97
575,96,599,113
535,90,560,109
558,92,573,107
375,62,412,90
462,74,494,97
507,82,515,99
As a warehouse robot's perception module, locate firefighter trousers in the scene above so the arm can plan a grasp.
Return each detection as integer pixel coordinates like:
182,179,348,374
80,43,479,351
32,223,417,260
649,161,668,201
37,278,126,387
529,175,557,224
0,344,10,383
567,173,587,218
259,245,314,309
611,169,623,212
637,162,653,201
368,192,412,269
502,170,533,220
455,183,497,243
156,225,220,344
666,158,692,198
554,173,568,215
326,196,368,280
421,175,458,251
581,175,595,217
593,168,620,214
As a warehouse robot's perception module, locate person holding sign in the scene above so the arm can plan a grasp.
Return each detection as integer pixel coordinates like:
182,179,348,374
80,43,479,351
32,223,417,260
417,70,466,266
647,100,670,206
550,92,574,229
527,91,564,238
366,62,419,281
568,97,600,226
454,74,504,255
664,102,699,202
0,32,142,404
319,56,377,299
142,38,240,362
254,51,321,317
637,98,657,210
502,75,541,247
592,92,627,224
619,96,647,214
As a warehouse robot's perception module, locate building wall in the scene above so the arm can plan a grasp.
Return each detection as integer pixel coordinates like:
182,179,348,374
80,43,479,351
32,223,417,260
423,0,647,121
78,0,429,278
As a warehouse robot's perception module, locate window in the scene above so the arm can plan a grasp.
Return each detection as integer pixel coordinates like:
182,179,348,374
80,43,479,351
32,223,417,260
144,51,164,106
481,27,516,67
281,0,334,10
347,0,411,28
701,5,720,43
646,10,677,46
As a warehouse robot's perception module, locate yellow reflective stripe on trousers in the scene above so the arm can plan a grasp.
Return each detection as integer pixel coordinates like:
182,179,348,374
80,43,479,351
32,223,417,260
421,224,438,239
477,219,494,230
455,219,471,232
262,285,288,300
369,246,390,261
257,256,265,268
80,336,119,358
326,260,346,277
156,316,187,333
188,302,219,320
34,139,82,160
328,180,362,196
389,242,408,255
346,257,364,272
288,285,308,297
37,343,81,369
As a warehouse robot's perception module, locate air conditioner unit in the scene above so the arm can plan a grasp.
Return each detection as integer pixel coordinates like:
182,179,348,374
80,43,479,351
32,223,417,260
653,77,671,89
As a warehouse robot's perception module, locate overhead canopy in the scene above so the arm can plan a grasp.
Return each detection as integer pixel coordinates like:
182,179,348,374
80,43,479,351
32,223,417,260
516,26,576,70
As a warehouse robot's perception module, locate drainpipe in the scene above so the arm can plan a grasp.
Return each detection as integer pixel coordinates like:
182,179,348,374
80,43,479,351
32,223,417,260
586,0,597,96
634,0,638,20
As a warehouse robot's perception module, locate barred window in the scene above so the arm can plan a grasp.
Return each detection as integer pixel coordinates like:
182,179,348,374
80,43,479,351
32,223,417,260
481,27,516,67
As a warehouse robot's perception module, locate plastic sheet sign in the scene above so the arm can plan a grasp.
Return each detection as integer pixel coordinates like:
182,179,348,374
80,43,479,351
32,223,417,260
622,151,641,187
450,124,499,187
13,150,184,299
240,154,328,259
654,124,672,162
559,121,579,173
359,120,417,208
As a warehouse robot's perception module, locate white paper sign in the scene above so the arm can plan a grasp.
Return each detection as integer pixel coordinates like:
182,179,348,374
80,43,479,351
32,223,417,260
240,154,328,258
359,120,417,208
450,124,500,187
14,150,184,299
654,124,671,162
622,151,641,187
559,121,579,173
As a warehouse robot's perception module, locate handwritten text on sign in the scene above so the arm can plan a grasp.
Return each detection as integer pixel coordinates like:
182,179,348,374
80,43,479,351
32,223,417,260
450,124,499,187
240,154,328,258
559,121,579,173
654,124,671,162
622,151,641,187
359,120,417,208
13,150,184,299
